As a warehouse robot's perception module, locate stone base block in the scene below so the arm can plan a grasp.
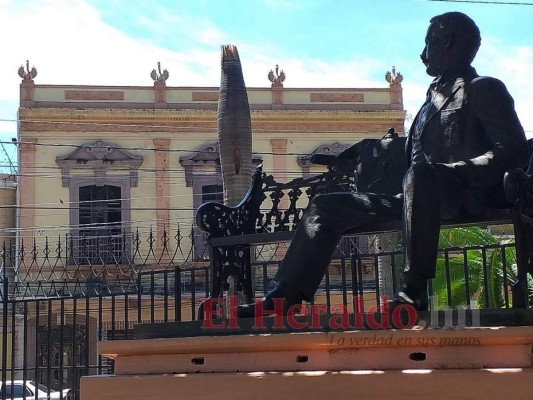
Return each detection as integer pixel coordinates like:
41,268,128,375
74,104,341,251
82,368,533,400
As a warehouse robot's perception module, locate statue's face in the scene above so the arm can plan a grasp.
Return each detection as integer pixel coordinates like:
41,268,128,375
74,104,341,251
420,22,448,77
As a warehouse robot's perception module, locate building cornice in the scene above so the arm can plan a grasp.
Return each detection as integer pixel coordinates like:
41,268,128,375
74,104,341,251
19,108,406,134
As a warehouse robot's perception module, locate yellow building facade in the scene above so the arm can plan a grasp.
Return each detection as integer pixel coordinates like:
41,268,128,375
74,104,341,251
16,69,405,281
8,68,406,391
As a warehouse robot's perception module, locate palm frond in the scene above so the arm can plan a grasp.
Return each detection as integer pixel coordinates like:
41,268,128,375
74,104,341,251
433,226,517,309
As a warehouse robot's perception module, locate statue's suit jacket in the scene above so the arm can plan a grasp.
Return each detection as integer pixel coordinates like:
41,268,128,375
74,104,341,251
406,67,529,213
336,135,407,195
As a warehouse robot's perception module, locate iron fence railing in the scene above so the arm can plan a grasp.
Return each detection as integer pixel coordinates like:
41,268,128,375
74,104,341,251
0,224,527,400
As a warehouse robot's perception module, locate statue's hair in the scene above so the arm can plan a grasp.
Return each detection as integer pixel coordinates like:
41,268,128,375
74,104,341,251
430,12,481,65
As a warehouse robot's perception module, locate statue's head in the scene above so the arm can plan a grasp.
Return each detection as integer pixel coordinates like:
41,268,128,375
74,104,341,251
421,12,481,77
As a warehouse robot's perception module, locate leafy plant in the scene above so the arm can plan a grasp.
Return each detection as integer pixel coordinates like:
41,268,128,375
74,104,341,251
431,227,517,309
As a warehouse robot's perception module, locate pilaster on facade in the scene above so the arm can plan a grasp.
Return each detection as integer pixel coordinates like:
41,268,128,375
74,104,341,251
270,138,289,259
20,81,35,108
271,87,283,110
154,139,171,259
270,139,288,181
153,82,167,109
390,84,403,110
18,139,37,244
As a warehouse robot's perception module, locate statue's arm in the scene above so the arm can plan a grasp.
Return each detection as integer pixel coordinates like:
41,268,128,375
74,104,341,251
336,141,361,161
462,77,529,188
310,141,361,169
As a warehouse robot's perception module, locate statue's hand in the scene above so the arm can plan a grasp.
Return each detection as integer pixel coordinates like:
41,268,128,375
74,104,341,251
336,144,358,161
448,161,468,184
310,153,337,166
433,161,468,185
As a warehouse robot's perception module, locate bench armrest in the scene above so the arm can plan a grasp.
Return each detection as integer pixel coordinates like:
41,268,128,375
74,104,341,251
196,166,265,238
505,168,533,218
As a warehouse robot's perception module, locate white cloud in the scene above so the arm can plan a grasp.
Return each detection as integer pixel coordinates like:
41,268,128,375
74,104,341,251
1,0,532,144
0,0,224,137
1,1,190,88
475,38,533,136
135,5,226,47
0,0,389,138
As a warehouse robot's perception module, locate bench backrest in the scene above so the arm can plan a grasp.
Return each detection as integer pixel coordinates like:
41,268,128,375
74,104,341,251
197,135,407,238
197,135,533,239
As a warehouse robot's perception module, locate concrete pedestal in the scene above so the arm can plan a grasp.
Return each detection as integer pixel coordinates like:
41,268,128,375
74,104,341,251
82,325,533,399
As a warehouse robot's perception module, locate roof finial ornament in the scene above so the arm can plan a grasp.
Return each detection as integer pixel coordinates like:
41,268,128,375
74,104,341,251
268,64,285,87
18,60,37,82
385,66,403,86
151,62,169,84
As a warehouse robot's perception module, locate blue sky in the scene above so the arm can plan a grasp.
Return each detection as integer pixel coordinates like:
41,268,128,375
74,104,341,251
1,0,532,168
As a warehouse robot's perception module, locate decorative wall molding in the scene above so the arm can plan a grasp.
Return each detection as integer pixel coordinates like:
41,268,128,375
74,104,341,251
19,107,403,122
310,93,364,102
65,91,125,101
20,121,405,137
192,92,219,102
19,108,405,135
56,140,143,187
270,139,288,153
179,143,220,188
19,139,37,152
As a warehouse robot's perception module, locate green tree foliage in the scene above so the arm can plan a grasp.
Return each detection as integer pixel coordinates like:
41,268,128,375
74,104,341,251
432,227,518,309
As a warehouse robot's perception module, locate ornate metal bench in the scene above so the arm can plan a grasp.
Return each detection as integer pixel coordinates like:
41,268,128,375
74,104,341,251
195,163,357,314
196,136,533,317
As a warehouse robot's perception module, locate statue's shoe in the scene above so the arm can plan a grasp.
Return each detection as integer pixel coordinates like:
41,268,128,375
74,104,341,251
236,284,302,318
388,290,428,312
387,273,429,311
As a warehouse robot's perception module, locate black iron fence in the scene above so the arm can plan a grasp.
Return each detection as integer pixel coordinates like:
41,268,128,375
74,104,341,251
0,224,525,399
